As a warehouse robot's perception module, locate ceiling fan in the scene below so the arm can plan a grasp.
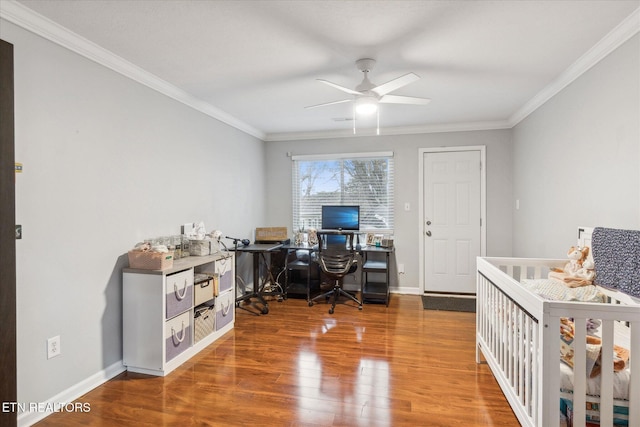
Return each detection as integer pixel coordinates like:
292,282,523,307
306,58,430,134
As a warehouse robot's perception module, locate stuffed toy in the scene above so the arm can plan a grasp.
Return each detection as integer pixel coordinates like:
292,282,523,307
549,246,594,287
575,258,596,282
564,246,590,274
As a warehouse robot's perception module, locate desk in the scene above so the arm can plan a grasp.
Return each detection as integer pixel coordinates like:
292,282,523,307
232,243,283,315
282,243,394,306
282,244,319,302
360,245,394,306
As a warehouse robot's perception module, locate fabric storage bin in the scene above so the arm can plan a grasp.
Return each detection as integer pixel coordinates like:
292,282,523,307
193,303,215,343
165,310,191,362
166,269,193,319
193,273,214,306
216,289,234,331
216,256,234,294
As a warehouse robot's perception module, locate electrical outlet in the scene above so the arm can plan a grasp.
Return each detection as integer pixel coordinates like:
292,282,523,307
47,336,61,359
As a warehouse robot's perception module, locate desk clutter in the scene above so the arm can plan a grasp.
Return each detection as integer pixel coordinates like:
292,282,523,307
127,222,228,270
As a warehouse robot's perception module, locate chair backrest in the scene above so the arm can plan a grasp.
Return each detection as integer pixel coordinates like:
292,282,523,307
317,231,356,278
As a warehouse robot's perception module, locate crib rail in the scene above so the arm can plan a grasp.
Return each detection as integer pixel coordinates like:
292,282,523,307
477,257,640,427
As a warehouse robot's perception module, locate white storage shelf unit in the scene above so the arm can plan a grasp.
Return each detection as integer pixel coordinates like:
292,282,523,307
123,252,235,376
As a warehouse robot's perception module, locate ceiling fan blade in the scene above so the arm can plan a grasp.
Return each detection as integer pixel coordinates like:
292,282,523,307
371,73,420,96
317,79,363,95
305,99,352,109
379,94,431,105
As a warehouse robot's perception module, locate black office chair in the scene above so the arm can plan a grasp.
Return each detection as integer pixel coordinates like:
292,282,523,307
309,231,362,314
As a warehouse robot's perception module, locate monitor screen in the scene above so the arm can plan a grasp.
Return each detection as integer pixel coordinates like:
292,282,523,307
321,205,360,231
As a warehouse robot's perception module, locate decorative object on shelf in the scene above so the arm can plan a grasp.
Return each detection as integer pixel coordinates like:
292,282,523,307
255,227,288,242
381,237,394,248
189,238,211,256
307,228,318,245
209,230,223,254
366,233,375,246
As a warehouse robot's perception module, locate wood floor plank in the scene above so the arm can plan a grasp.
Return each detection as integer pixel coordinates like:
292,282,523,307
34,294,518,426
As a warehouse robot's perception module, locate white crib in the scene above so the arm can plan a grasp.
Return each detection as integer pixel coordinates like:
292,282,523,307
476,255,640,427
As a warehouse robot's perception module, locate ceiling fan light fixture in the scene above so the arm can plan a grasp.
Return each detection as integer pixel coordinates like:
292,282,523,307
355,96,378,115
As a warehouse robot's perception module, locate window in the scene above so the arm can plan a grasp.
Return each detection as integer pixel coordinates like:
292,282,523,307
292,152,394,233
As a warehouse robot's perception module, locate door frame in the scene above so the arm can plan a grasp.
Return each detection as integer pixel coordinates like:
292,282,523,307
418,146,487,294
0,38,17,427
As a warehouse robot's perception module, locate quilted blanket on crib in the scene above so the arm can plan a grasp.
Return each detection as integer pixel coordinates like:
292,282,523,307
592,227,640,298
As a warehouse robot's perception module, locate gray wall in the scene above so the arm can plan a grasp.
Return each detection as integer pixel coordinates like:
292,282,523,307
512,34,640,257
2,20,266,411
264,130,513,291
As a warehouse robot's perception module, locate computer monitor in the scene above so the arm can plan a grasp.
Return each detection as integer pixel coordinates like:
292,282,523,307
321,205,360,231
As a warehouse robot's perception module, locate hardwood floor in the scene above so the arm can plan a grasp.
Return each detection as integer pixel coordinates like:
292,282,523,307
35,294,518,426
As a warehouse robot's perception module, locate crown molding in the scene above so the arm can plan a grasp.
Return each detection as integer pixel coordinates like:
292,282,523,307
509,6,640,127
264,120,512,142
267,6,639,142
0,0,266,141
2,1,637,143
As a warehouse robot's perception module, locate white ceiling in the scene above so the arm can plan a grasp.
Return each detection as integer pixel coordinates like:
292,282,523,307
6,0,640,140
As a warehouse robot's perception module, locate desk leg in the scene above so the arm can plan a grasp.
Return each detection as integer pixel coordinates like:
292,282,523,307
253,252,269,314
385,251,390,306
258,252,284,302
235,252,269,315
306,258,311,303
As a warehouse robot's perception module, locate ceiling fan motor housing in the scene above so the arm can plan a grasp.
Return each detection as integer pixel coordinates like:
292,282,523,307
356,58,376,72
355,59,378,94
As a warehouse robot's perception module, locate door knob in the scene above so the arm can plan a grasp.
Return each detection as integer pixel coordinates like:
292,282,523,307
426,230,432,237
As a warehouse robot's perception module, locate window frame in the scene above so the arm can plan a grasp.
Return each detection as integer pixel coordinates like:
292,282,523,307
291,151,394,235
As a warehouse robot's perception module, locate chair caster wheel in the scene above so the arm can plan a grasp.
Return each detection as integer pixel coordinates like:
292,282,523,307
358,306,363,310
308,301,313,307
329,308,334,314
261,307,269,315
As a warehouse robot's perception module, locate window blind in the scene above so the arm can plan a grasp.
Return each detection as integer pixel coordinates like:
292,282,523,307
292,153,394,233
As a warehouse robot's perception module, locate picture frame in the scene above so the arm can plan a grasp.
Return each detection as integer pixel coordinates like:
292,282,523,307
366,233,375,246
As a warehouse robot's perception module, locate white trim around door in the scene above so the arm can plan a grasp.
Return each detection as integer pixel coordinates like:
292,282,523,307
418,146,487,294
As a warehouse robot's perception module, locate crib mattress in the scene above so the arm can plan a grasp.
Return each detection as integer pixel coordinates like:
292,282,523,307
559,363,630,401
558,320,631,426
559,320,631,401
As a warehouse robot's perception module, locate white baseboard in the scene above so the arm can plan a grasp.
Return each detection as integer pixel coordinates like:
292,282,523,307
17,360,125,427
392,286,421,295
423,292,476,298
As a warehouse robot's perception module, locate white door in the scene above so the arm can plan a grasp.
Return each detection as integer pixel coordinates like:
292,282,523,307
423,150,482,294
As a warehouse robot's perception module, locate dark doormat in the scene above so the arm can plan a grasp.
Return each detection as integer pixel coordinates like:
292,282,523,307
421,295,476,313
